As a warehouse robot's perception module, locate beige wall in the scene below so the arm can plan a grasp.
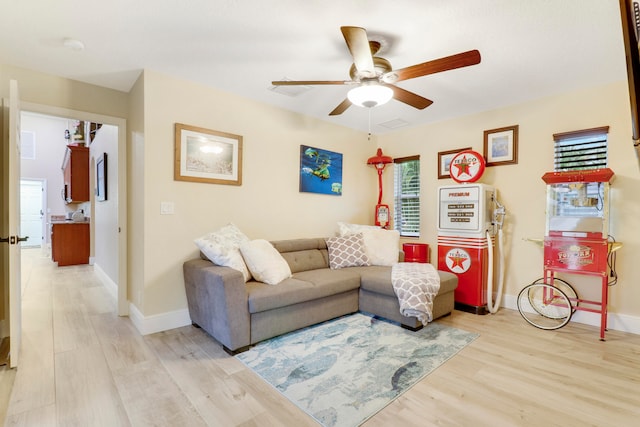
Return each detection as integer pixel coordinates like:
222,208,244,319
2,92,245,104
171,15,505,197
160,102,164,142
127,73,145,310
133,70,378,316
0,64,128,118
379,80,640,320
3,62,639,330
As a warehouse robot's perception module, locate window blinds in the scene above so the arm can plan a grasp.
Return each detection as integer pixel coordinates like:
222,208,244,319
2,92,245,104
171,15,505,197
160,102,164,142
553,126,609,171
393,156,420,237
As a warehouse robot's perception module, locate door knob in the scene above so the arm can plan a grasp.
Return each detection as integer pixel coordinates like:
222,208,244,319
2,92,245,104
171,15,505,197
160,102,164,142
0,236,28,244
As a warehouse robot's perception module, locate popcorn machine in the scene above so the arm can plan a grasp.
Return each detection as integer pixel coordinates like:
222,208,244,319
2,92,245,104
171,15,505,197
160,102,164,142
540,168,618,340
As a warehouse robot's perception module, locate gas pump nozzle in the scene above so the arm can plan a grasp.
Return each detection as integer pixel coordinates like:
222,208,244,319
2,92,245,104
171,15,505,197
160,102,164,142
493,198,506,230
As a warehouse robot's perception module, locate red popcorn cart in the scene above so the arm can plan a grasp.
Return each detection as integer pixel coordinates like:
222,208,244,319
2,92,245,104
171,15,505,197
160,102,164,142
518,168,621,340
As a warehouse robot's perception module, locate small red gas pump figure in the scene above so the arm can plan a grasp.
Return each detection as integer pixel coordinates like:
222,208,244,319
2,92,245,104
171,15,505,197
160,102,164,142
541,168,618,340
367,148,393,228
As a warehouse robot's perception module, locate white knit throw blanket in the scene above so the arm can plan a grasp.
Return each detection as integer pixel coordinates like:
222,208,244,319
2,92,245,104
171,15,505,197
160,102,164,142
391,262,441,325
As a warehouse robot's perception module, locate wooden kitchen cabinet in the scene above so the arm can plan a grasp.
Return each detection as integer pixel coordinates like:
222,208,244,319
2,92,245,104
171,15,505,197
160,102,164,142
62,145,90,203
51,222,90,266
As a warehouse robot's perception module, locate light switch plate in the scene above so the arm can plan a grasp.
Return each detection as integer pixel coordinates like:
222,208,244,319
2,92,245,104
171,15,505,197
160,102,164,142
160,201,175,215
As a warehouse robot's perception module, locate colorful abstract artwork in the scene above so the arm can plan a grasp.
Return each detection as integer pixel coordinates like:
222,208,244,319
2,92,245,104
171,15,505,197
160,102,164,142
299,145,343,196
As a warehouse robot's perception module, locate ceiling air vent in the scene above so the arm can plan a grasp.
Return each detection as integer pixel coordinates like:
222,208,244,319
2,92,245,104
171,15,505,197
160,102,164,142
378,118,410,129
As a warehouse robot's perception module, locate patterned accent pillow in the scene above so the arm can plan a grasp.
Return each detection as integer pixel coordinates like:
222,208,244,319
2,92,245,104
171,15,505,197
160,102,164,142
336,222,400,266
325,233,371,269
194,223,251,281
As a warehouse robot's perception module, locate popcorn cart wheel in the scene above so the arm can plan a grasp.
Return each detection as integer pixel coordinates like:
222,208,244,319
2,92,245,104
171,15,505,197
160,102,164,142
529,277,579,314
517,283,573,330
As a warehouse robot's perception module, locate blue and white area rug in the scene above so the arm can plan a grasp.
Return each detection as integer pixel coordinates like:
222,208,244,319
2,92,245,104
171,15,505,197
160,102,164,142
236,313,478,427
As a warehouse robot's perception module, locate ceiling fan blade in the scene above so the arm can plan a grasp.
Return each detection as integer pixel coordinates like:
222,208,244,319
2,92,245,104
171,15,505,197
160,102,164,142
329,98,352,116
272,80,353,86
384,49,481,83
389,85,433,110
341,26,376,78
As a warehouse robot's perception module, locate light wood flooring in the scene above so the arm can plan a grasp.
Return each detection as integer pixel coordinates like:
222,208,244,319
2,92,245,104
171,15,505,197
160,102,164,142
1,247,639,426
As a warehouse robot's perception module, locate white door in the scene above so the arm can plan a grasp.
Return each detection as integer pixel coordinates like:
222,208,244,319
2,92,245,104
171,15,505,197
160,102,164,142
20,179,44,248
7,80,23,368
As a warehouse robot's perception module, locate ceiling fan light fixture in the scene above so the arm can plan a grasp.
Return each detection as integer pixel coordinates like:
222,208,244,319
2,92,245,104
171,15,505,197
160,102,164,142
347,83,393,108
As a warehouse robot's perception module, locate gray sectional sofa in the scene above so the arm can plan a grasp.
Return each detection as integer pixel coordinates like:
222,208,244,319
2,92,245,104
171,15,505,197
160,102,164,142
183,237,458,354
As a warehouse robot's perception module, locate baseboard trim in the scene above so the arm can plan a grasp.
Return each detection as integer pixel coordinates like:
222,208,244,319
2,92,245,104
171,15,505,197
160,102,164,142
93,263,192,335
502,294,640,335
124,291,639,337
128,303,192,336
93,263,117,301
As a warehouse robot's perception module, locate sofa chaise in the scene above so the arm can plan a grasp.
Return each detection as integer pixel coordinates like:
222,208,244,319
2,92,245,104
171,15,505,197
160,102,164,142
183,237,458,354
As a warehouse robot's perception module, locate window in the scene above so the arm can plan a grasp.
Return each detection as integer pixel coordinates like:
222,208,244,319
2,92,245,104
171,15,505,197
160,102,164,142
393,156,420,237
553,126,609,171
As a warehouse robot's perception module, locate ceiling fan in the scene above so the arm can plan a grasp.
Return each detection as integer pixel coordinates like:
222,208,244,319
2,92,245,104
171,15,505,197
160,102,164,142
272,26,481,116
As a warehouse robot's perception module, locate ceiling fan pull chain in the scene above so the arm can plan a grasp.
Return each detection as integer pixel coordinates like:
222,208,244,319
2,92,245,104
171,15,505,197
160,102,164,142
368,108,372,141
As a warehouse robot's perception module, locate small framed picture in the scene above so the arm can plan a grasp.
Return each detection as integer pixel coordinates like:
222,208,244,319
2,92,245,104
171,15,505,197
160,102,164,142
174,123,243,185
438,147,472,179
96,153,107,201
483,125,518,166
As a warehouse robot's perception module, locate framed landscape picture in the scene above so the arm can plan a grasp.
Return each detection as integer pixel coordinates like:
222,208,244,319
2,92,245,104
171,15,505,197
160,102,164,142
174,123,243,185
299,145,343,195
483,125,518,166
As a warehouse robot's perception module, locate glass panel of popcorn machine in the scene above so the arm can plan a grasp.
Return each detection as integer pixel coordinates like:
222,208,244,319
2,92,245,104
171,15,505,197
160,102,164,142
546,180,606,236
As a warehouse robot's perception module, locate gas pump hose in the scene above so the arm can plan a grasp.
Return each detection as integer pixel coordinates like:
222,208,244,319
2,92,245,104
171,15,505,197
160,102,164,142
486,229,505,314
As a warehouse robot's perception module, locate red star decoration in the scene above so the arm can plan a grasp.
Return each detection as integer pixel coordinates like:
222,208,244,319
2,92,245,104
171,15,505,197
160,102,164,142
448,253,467,269
452,155,471,177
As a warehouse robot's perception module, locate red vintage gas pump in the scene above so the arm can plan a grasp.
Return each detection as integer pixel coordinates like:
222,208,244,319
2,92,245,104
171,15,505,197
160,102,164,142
367,148,393,228
437,150,506,314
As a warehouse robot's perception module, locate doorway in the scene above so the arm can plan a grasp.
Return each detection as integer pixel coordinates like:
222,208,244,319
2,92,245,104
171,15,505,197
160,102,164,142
19,179,45,249
18,104,128,316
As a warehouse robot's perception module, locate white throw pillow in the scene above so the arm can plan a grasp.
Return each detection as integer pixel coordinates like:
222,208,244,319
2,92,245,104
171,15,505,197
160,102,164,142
194,223,251,282
325,233,371,269
360,228,400,266
240,239,292,285
337,222,400,266
337,221,380,237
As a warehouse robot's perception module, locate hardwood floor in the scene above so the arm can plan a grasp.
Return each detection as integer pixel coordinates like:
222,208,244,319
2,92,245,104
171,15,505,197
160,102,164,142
3,247,640,426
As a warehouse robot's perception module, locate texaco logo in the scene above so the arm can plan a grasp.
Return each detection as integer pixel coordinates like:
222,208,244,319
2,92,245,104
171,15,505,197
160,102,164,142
449,150,485,183
445,248,471,273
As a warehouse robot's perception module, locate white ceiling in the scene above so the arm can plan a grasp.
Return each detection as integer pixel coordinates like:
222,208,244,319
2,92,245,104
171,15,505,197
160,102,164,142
0,0,628,134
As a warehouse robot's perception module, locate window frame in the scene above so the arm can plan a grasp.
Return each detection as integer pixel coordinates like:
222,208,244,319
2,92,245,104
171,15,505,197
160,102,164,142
392,155,420,238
